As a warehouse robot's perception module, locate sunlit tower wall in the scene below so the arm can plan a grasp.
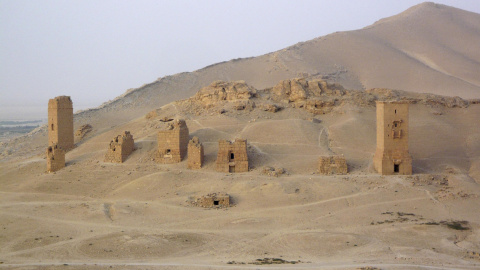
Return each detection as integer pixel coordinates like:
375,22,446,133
48,96,74,151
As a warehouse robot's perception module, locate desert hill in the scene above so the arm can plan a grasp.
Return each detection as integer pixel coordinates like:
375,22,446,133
72,2,480,130
1,78,480,269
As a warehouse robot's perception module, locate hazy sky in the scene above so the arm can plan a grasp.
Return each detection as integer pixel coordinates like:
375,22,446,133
1,0,479,119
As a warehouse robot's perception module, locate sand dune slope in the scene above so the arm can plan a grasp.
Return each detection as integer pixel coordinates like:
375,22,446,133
72,2,480,129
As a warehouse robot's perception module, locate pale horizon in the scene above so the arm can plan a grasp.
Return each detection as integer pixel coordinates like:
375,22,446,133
1,0,479,120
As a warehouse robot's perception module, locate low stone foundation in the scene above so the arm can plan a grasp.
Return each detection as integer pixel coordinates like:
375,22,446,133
318,156,347,175
190,193,230,208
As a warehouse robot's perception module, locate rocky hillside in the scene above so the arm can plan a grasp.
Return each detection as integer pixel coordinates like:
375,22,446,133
73,2,480,129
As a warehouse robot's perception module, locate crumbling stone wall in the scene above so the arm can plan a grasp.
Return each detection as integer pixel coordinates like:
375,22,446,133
194,80,256,107
156,119,189,163
188,136,204,169
318,156,347,175
48,96,74,151
75,124,92,139
104,131,135,163
373,101,412,175
190,193,230,208
46,144,65,172
216,139,248,173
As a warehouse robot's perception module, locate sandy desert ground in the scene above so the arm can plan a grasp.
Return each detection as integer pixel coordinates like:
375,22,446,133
1,79,480,270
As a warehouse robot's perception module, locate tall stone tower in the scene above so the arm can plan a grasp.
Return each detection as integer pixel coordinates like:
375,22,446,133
373,101,412,175
48,96,74,151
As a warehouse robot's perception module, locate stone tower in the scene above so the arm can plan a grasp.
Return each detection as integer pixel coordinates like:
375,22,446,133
104,131,135,163
46,144,65,172
373,101,412,175
156,119,189,163
216,139,248,173
187,136,204,169
48,96,74,151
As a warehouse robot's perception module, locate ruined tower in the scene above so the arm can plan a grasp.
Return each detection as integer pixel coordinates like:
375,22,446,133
104,131,135,163
187,136,204,169
373,101,412,175
48,96,74,150
156,119,189,163
216,139,248,173
46,144,65,172
318,155,347,175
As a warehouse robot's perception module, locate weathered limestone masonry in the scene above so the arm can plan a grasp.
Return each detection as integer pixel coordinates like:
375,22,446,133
156,119,189,163
191,193,230,208
216,139,248,173
318,156,347,175
373,101,412,175
188,136,204,169
48,96,74,151
104,131,135,163
46,144,65,172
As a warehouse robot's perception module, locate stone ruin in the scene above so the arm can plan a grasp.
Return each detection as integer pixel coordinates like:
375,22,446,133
46,144,65,172
190,193,230,208
216,139,248,173
156,119,189,163
187,136,204,169
75,124,92,139
373,101,412,175
194,80,257,108
318,156,348,175
48,96,74,151
104,131,135,163
262,166,286,177
269,78,344,114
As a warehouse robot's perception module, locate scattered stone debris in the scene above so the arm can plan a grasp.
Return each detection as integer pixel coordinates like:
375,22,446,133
357,267,381,270
466,250,480,261
228,258,301,265
189,193,230,208
259,103,282,112
262,166,286,177
226,261,245,265
412,174,448,186
74,124,92,139
250,258,301,265
436,188,476,201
